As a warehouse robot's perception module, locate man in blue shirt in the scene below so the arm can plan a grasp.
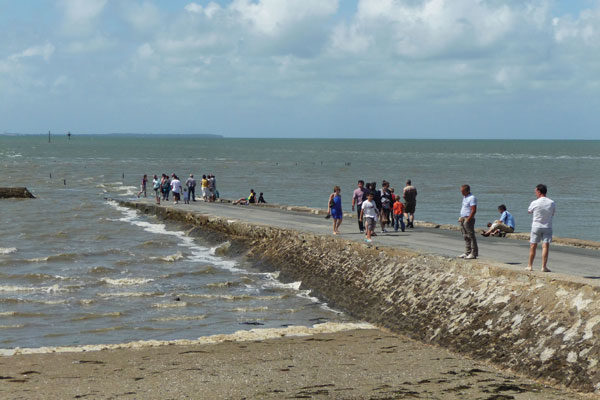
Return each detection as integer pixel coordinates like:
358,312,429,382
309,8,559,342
482,204,515,237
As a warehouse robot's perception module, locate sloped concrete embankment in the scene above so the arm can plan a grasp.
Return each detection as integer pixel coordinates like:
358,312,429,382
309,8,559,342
122,200,600,393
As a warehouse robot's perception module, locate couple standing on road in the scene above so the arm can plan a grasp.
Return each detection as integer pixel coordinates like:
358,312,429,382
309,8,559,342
458,184,555,272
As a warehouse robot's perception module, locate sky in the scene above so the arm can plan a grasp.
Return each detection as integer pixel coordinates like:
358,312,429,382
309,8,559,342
1,0,599,139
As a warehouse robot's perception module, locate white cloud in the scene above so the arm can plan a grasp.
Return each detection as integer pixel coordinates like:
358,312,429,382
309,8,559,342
553,8,600,45
332,0,520,58
58,0,107,35
185,2,222,18
65,34,114,53
9,43,55,62
123,2,161,32
137,43,155,58
229,0,338,35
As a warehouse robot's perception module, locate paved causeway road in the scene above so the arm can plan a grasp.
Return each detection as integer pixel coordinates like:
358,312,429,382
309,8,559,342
134,199,599,281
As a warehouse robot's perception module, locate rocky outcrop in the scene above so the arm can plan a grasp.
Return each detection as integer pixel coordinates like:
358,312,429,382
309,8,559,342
0,187,35,199
121,200,600,393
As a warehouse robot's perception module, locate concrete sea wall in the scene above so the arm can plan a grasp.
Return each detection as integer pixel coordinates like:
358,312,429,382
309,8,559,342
122,200,600,393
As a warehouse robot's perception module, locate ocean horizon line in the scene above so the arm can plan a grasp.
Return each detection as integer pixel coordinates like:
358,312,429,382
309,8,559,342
2,133,599,142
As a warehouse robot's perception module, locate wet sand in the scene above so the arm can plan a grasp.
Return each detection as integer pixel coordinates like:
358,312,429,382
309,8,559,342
0,328,589,400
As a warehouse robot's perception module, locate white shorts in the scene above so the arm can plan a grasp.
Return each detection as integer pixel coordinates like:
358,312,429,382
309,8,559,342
530,227,552,244
202,187,208,197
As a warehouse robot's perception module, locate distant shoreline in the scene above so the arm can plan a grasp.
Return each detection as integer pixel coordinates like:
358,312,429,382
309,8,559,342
1,132,224,138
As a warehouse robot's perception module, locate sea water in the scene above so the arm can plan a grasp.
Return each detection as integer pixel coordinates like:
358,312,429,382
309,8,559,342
1,135,599,348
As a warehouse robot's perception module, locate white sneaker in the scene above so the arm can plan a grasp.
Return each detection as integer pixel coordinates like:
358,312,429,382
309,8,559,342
465,254,477,259
458,253,467,258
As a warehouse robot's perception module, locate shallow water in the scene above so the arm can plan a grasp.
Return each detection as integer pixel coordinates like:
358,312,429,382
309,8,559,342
1,135,599,348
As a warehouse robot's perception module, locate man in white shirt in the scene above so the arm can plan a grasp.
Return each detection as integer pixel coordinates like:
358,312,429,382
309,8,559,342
458,184,478,259
527,184,556,272
170,174,182,204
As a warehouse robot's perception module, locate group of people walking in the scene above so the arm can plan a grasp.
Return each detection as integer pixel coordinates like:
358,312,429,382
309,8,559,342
137,173,218,205
327,179,418,242
327,180,556,271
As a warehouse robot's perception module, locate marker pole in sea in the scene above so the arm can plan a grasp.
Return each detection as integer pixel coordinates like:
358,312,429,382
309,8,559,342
48,130,51,143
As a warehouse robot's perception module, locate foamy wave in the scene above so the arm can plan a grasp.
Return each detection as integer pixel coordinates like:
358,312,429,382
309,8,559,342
152,301,188,308
26,253,78,263
150,252,183,262
0,324,24,329
0,322,376,355
97,292,163,298
107,201,243,273
71,312,123,321
102,277,154,286
231,306,269,312
0,247,17,255
151,315,206,322
0,284,68,293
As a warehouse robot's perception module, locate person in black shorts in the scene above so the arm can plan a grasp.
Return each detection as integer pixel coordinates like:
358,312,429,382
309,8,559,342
403,179,417,228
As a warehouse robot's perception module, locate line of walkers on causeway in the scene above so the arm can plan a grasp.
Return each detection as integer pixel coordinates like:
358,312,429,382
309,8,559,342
327,179,417,241
137,173,219,205
332,180,555,272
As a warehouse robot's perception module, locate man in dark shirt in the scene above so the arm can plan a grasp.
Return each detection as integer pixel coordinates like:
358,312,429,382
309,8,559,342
403,180,417,228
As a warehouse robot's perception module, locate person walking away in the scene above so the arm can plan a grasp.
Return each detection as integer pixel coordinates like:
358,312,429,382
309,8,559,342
458,184,478,259
403,180,417,228
170,174,182,204
137,174,147,198
482,204,515,236
186,174,196,202
152,174,161,204
201,175,209,201
183,187,190,204
360,192,378,243
161,174,170,201
352,180,366,232
527,184,555,272
393,197,405,232
328,186,343,235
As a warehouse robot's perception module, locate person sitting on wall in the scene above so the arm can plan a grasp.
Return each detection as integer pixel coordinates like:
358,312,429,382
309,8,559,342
482,204,515,237
233,189,256,205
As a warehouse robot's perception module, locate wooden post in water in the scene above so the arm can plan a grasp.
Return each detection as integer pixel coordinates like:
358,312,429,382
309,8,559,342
48,130,51,143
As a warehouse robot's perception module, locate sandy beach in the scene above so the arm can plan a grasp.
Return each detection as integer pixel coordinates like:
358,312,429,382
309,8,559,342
1,328,589,400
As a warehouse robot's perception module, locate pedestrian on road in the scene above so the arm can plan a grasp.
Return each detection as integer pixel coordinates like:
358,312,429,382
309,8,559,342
393,197,405,232
186,174,196,202
161,174,170,201
137,174,147,198
360,192,378,243
171,174,182,204
152,174,160,204
352,180,366,233
201,175,209,201
458,184,478,259
328,186,343,235
403,180,417,228
527,184,555,272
